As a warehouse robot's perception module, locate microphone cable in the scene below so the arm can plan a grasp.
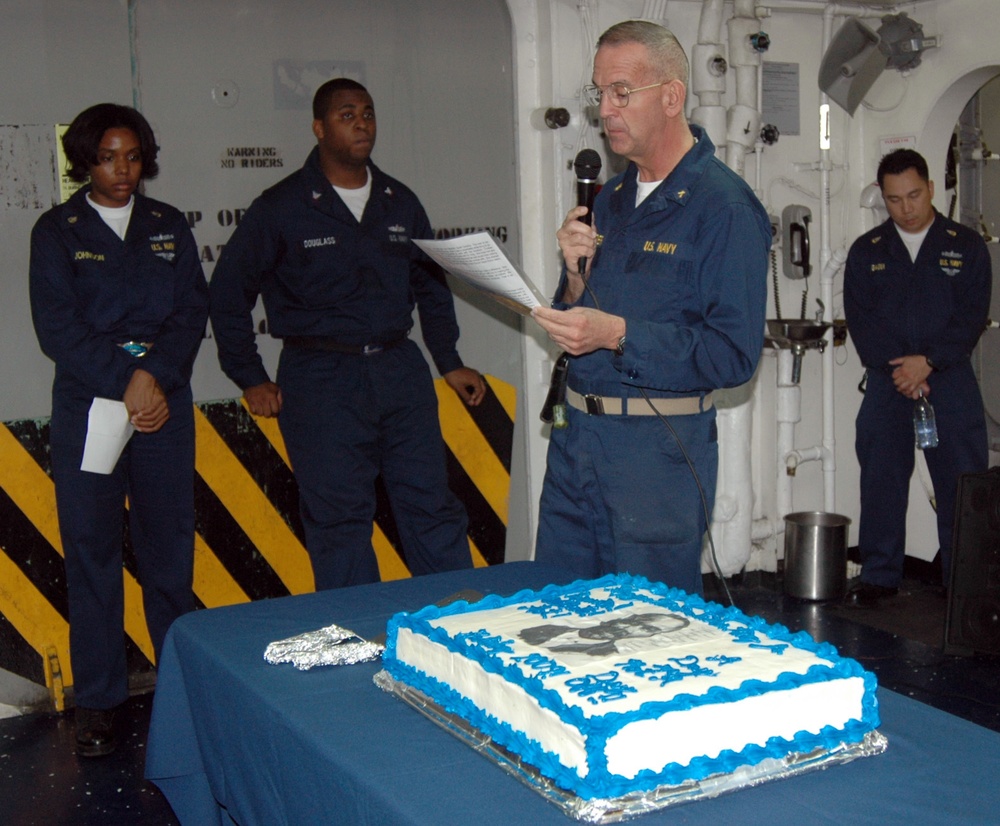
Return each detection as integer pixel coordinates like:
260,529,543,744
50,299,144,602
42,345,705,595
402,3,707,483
584,279,734,606
637,386,735,607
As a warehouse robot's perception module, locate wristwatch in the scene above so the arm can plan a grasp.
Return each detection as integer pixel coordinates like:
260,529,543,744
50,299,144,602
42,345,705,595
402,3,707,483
615,334,626,356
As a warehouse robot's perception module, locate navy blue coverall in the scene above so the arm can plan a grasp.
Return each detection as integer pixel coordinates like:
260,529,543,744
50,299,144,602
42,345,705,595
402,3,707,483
844,212,991,588
535,126,770,594
209,148,472,590
29,186,208,710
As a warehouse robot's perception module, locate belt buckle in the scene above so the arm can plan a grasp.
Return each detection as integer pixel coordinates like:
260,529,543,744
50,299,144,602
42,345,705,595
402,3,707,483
583,394,604,415
361,343,384,356
121,341,149,358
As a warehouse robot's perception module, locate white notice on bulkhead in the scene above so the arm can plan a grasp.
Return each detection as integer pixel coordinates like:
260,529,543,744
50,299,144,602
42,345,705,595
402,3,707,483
80,398,135,474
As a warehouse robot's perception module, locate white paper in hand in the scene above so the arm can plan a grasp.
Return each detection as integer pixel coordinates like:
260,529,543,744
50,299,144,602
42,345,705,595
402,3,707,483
413,232,547,315
80,398,135,474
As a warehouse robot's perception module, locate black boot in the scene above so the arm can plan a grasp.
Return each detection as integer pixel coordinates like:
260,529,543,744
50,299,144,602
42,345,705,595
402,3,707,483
843,582,898,609
75,706,116,758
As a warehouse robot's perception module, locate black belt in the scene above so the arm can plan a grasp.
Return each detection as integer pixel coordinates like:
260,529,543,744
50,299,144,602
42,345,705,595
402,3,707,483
282,334,407,355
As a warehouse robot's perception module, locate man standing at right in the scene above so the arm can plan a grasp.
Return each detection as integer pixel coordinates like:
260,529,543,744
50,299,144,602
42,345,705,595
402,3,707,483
844,148,991,607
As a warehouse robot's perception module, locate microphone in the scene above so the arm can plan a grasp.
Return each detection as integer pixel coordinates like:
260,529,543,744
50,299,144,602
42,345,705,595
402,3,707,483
574,148,602,275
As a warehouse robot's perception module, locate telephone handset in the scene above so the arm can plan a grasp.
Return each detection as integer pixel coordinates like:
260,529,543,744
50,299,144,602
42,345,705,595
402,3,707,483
781,204,812,280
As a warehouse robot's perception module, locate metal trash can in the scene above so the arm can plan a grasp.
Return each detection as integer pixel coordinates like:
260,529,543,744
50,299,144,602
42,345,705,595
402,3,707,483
783,511,850,601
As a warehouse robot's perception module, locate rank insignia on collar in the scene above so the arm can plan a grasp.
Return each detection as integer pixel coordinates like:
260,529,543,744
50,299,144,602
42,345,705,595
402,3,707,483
676,189,686,199
312,190,322,200
68,216,78,224
385,187,393,196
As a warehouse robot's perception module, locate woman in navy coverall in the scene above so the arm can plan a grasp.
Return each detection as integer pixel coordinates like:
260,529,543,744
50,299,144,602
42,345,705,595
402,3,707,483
29,104,209,757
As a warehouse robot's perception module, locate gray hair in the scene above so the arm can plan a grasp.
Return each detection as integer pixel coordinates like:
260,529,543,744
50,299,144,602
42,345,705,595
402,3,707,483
597,20,689,86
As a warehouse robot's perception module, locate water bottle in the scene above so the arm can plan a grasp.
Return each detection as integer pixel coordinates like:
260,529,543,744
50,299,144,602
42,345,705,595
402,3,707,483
913,390,939,450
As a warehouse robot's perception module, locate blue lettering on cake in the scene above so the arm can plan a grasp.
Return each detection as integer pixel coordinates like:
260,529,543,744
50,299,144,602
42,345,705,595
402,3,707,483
617,655,716,686
511,652,569,679
455,630,513,655
727,624,762,645
668,655,715,677
706,654,742,666
518,592,630,619
606,581,637,599
748,642,789,655
721,620,787,654
565,672,637,705
518,602,572,619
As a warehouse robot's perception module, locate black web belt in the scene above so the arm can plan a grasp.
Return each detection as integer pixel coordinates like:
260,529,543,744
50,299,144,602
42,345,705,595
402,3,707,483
282,334,407,355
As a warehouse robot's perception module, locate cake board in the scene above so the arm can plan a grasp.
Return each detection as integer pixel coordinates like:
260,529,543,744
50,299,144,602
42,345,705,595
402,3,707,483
374,670,888,823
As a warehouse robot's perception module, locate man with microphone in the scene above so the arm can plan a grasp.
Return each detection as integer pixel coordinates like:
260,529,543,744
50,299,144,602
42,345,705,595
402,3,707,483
532,21,770,594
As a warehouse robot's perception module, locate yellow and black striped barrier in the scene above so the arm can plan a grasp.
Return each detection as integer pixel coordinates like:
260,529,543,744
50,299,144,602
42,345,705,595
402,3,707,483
0,375,514,710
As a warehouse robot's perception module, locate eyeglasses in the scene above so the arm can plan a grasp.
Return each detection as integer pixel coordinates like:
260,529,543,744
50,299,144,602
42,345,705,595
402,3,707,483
582,81,667,108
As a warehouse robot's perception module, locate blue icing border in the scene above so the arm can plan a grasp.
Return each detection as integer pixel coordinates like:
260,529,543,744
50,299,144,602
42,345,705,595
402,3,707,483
383,574,880,799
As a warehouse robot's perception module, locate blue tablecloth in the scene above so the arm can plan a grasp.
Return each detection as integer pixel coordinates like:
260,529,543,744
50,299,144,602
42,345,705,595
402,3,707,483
146,562,1000,825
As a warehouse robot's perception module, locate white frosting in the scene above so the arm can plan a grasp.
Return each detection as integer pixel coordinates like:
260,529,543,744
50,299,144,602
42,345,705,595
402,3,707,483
605,678,865,777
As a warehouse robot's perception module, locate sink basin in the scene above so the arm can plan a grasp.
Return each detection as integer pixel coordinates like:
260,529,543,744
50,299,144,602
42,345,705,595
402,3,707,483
766,319,831,343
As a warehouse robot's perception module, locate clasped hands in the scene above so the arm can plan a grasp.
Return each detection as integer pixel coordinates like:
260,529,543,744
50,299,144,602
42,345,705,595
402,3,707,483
890,355,933,400
124,368,169,433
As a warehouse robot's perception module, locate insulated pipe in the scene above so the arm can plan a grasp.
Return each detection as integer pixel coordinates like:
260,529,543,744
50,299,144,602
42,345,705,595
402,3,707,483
691,0,728,150
697,0,726,44
690,42,728,143
710,388,758,576
763,0,936,10
787,445,824,474
696,0,736,574
775,348,800,525
700,0,765,576
817,5,836,513
786,5,852,517
816,6,858,513
820,247,847,512
725,2,763,173
691,43,726,105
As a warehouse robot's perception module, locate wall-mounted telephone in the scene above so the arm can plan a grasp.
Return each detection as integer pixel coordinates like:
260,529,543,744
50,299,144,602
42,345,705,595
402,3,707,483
781,204,812,280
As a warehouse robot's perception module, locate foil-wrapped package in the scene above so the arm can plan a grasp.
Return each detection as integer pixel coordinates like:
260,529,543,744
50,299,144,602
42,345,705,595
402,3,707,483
264,624,383,669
